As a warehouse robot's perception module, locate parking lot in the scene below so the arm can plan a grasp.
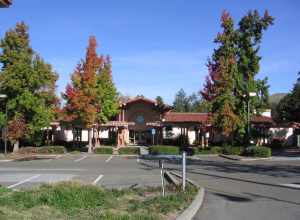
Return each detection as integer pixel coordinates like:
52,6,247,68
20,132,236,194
0,154,168,190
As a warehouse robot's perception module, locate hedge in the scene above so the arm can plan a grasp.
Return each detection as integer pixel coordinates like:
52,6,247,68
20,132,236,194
19,146,66,154
223,146,244,155
149,145,180,155
118,147,140,155
191,147,222,155
245,146,272,158
94,147,113,154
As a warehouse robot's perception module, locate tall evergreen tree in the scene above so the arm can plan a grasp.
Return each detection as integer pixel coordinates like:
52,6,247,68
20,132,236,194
96,56,119,123
201,10,273,144
0,22,58,151
202,11,240,141
276,71,300,122
62,36,101,152
173,89,189,112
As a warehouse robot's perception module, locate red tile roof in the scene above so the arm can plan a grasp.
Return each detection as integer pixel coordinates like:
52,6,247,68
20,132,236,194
163,112,211,123
251,115,274,124
122,97,172,111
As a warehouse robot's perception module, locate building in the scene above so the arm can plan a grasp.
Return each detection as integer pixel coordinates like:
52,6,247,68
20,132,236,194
51,96,275,148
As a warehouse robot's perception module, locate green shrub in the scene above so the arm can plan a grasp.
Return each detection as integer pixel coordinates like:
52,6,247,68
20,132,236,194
245,146,272,158
223,146,244,155
210,146,223,154
19,146,66,154
149,146,180,155
192,147,221,155
118,147,140,155
94,147,113,154
37,146,66,154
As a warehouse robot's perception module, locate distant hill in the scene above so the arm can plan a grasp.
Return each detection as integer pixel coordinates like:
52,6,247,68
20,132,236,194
269,93,288,104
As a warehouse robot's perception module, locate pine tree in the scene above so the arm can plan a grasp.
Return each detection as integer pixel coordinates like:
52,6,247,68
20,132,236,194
62,36,102,152
0,22,58,150
173,89,189,112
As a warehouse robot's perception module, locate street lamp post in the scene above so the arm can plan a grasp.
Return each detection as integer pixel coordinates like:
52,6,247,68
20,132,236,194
0,94,8,155
247,92,257,146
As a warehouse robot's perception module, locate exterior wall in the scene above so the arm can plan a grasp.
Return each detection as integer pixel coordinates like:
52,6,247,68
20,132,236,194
163,127,196,145
54,127,109,142
124,101,161,131
269,127,294,146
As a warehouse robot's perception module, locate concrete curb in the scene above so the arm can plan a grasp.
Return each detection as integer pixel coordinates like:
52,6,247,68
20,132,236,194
220,154,271,161
176,187,205,220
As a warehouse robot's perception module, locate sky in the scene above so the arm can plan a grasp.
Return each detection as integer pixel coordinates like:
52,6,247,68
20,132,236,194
0,0,299,104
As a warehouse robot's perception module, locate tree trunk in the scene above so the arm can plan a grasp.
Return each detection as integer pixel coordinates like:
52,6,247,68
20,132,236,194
13,140,19,153
87,128,92,153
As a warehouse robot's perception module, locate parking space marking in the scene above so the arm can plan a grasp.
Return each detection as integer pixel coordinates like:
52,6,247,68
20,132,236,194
280,183,300,189
105,155,113,163
74,155,88,162
7,174,41,189
0,168,85,171
0,160,13,163
92,174,104,185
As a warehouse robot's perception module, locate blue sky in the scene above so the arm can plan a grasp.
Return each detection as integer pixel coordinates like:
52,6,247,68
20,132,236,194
1,0,300,104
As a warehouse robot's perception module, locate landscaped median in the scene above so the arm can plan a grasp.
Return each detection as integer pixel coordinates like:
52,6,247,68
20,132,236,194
0,181,198,220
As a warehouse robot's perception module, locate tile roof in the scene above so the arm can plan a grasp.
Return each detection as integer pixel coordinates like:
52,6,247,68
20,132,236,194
163,112,211,123
251,115,274,124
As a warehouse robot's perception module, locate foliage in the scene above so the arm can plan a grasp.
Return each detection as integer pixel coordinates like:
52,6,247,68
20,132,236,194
0,182,196,220
149,145,180,155
192,147,222,155
172,89,206,112
222,145,244,155
245,146,271,157
201,10,274,143
18,146,66,154
94,147,113,154
96,56,119,123
276,71,300,122
118,147,140,155
0,22,58,146
155,96,164,106
62,36,101,129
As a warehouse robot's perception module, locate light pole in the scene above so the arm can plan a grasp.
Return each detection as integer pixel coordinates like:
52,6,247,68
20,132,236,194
0,94,8,155
247,92,256,146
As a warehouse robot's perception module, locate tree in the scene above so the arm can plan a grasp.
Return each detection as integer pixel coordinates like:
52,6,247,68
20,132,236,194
155,96,164,106
201,10,273,144
276,71,300,122
173,89,189,112
62,36,102,152
0,22,58,151
96,56,119,123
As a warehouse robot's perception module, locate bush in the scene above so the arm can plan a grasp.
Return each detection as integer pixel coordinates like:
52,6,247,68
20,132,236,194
191,147,221,155
118,147,140,155
37,146,66,154
94,147,113,154
269,138,285,149
210,146,223,154
223,146,244,155
19,146,66,154
149,145,180,155
245,146,272,158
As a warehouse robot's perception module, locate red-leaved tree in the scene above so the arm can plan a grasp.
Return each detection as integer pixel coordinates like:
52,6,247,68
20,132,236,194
62,36,103,152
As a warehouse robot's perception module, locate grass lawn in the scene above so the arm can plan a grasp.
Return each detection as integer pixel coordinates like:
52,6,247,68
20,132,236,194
0,181,197,220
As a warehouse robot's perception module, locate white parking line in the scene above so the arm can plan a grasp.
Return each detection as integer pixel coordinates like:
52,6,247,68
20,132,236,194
92,174,104,185
7,174,41,189
280,183,300,189
105,155,113,163
137,157,140,163
74,155,88,162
